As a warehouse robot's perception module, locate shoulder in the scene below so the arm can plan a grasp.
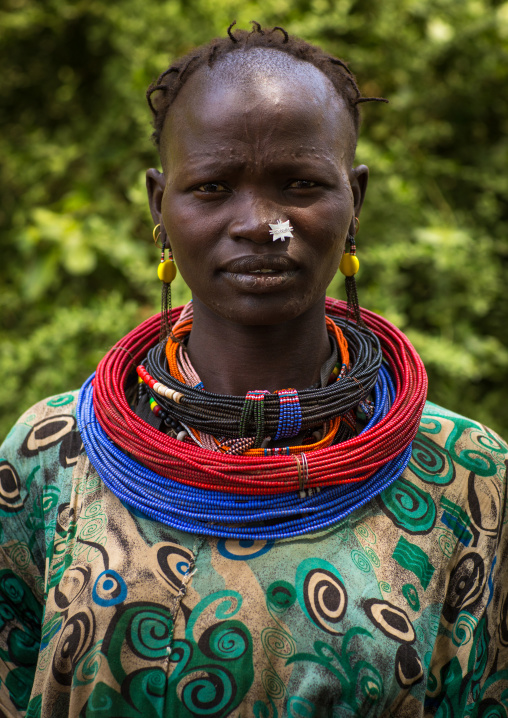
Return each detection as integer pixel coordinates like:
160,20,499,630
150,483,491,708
0,390,83,505
403,400,508,581
415,400,508,479
1,390,80,451
410,401,508,535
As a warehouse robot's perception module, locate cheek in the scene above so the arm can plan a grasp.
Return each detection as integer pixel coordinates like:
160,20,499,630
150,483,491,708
301,206,351,291
161,192,191,240
161,201,225,300
300,197,350,257
161,196,210,264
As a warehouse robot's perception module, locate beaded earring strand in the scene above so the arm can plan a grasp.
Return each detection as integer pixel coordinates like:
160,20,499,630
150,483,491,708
339,217,362,326
154,223,177,341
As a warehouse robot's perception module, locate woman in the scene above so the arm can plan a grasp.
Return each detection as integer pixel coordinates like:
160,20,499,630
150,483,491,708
0,24,507,718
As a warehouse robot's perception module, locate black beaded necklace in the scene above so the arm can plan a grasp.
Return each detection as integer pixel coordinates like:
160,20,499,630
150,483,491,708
141,314,381,441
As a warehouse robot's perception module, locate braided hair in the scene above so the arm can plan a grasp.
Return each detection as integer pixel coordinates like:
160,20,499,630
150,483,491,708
147,22,387,148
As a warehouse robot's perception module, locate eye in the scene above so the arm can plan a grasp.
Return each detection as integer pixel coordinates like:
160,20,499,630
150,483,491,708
194,182,229,193
287,179,319,190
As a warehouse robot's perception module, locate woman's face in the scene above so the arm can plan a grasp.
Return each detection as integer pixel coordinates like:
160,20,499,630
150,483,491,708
147,52,368,326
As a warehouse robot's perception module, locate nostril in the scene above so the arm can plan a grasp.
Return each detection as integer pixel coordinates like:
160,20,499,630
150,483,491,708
228,218,273,244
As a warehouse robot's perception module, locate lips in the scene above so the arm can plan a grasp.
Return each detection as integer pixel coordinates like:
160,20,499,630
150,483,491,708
222,255,299,292
223,255,298,273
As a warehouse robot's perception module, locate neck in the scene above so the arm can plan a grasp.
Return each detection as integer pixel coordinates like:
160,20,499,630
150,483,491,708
186,297,330,396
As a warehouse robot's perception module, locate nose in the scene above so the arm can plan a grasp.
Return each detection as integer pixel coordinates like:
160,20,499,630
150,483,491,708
228,194,284,245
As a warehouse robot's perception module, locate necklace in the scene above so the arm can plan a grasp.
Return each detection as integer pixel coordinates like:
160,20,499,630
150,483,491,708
76,299,427,538
89,299,426,495
142,310,356,453
141,312,381,441
78,360,411,538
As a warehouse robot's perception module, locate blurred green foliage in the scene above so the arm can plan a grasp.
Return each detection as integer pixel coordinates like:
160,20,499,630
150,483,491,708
1,0,507,437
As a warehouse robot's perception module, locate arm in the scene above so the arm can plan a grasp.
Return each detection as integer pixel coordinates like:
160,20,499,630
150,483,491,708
0,394,77,716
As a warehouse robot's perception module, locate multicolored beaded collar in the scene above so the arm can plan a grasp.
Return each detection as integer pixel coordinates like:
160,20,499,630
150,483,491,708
139,306,367,453
77,298,427,538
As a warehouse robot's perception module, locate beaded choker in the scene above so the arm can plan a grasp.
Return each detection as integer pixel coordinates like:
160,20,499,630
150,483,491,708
77,299,427,539
140,310,381,444
138,308,369,453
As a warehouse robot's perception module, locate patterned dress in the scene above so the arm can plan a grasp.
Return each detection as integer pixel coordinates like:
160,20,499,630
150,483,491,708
0,391,507,717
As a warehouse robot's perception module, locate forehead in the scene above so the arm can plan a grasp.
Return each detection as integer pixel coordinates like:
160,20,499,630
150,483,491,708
160,49,356,167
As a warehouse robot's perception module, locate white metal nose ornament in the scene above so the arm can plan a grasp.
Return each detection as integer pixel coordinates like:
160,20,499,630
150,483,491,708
269,220,294,242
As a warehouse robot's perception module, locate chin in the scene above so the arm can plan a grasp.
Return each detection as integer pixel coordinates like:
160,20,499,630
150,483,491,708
209,292,322,327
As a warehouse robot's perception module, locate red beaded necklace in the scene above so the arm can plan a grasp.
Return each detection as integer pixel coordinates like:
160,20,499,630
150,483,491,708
92,298,427,496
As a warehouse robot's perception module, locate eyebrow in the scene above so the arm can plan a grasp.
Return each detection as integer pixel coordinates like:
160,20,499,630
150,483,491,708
176,151,340,175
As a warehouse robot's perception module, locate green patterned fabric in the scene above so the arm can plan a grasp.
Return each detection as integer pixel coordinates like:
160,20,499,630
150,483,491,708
0,392,507,717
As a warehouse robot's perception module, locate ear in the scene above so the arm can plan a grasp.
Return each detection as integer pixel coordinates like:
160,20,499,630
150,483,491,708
146,168,166,226
349,164,369,233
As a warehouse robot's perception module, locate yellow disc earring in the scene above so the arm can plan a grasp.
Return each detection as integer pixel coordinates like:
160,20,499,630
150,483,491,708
153,224,177,283
339,217,360,276
339,239,360,276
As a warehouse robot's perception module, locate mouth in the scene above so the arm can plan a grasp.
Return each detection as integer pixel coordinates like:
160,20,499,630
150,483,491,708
222,255,298,292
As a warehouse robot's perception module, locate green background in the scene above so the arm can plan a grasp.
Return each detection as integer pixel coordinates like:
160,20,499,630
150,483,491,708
1,0,507,437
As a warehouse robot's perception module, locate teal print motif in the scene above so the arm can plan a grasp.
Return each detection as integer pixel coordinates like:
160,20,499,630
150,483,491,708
425,617,491,716
47,395,75,408
25,694,42,717
409,434,455,486
436,529,456,557
3,541,32,572
41,486,60,515
75,474,102,495
72,642,106,686
401,583,420,612
295,558,347,635
85,668,167,716
168,591,254,716
266,581,297,614
377,478,436,534
378,581,391,594
25,484,61,547
353,521,377,545
40,614,62,652
440,496,473,547
419,416,442,435
451,611,477,648
287,629,383,713
363,546,380,568
445,421,500,476
392,537,435,590
261,581,298,711
261,626,296,664
0,570,42,711
253,700,270,717
174,619,253,714
85,604,173,716
351,549,371,573
287,695,315,717
261,668,287,707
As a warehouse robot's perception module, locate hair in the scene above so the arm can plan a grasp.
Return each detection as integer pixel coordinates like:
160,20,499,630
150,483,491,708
146,22,387,149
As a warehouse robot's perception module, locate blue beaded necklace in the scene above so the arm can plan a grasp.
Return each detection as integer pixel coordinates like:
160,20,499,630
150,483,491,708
77,362,413,540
